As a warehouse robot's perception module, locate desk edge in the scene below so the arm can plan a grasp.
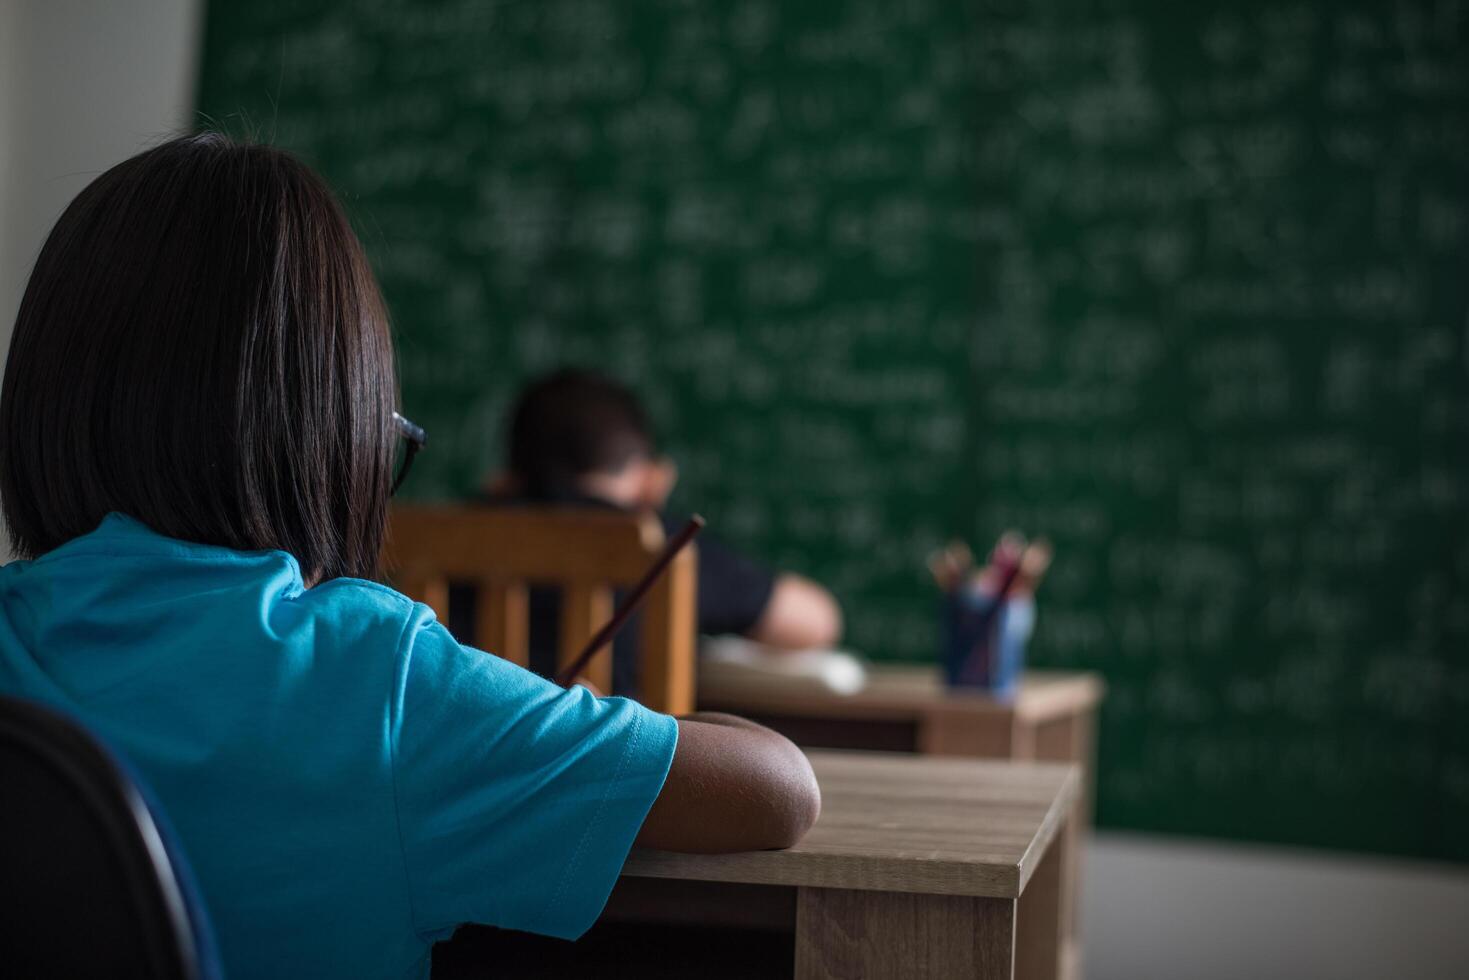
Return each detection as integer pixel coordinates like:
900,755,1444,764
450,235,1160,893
1015,763,1083,895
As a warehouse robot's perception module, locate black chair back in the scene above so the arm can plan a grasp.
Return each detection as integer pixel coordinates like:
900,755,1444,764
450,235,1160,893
0,694,222,979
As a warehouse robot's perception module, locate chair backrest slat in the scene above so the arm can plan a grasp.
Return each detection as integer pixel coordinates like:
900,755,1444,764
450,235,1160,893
476,580,529,668
397,572,449,623
558,582,616,694
640,551,698,716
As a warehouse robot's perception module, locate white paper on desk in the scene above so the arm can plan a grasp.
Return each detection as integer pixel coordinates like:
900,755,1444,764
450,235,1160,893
699,635,869,696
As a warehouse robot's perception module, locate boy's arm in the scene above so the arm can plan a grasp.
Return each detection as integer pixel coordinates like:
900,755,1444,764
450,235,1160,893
745,573,844,650
634,712,821,852
677,521,839,649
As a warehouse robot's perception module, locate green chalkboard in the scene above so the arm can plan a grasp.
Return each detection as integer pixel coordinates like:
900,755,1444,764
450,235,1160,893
196,0,1469,861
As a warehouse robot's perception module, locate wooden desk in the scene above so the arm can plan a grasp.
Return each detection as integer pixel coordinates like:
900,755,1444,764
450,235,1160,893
699,667,1103,769
437,751,1081,980
699,667,1104,977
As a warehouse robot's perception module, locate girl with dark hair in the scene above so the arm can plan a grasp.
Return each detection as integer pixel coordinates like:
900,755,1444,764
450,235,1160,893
0,134,818,980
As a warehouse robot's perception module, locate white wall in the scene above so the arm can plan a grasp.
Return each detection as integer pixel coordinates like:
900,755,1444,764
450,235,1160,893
0,0,201,333
0,2,25,353
4,5,1469,976
0,0,201,558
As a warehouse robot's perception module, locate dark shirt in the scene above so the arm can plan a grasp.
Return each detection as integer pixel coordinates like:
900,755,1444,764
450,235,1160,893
446,497,776,696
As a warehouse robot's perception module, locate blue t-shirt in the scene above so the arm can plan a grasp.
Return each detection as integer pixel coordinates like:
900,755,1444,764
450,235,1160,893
0,513,678,979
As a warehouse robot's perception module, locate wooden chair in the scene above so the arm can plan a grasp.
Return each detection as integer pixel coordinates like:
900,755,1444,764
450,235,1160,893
384,504,698,715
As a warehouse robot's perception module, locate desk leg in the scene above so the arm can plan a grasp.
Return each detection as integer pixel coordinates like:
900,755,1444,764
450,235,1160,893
795,887,1016,979
1034,711,1095,978
1015,813,1070,980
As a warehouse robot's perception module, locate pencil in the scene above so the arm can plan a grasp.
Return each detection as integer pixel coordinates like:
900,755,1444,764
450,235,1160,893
554,514,706,688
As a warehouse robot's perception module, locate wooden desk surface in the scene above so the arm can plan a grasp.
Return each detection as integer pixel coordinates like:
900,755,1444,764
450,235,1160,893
700,666,1105,724
624,750,1080,900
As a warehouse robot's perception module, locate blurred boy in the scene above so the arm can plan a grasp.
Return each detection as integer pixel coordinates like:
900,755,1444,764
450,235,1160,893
452,369,842,694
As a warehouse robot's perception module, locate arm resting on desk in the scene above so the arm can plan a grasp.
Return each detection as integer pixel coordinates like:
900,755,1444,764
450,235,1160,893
635,712,821,853
746,574,844,650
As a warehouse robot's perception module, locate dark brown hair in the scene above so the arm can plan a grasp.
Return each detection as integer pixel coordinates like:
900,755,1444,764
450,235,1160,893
0,132,396,582
508,369,655,500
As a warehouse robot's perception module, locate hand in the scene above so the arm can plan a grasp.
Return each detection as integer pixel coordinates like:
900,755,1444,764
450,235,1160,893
927,540,974,592
1015,538,1053,595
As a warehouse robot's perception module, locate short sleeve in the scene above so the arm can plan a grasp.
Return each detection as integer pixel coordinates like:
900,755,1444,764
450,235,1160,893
389,608,678,941
668,514,776,637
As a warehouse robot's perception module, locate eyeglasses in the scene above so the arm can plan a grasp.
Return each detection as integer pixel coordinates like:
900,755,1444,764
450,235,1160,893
391,412,427,496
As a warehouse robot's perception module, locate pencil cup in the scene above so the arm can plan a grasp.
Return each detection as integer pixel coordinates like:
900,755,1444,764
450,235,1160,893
941,591,1033,700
